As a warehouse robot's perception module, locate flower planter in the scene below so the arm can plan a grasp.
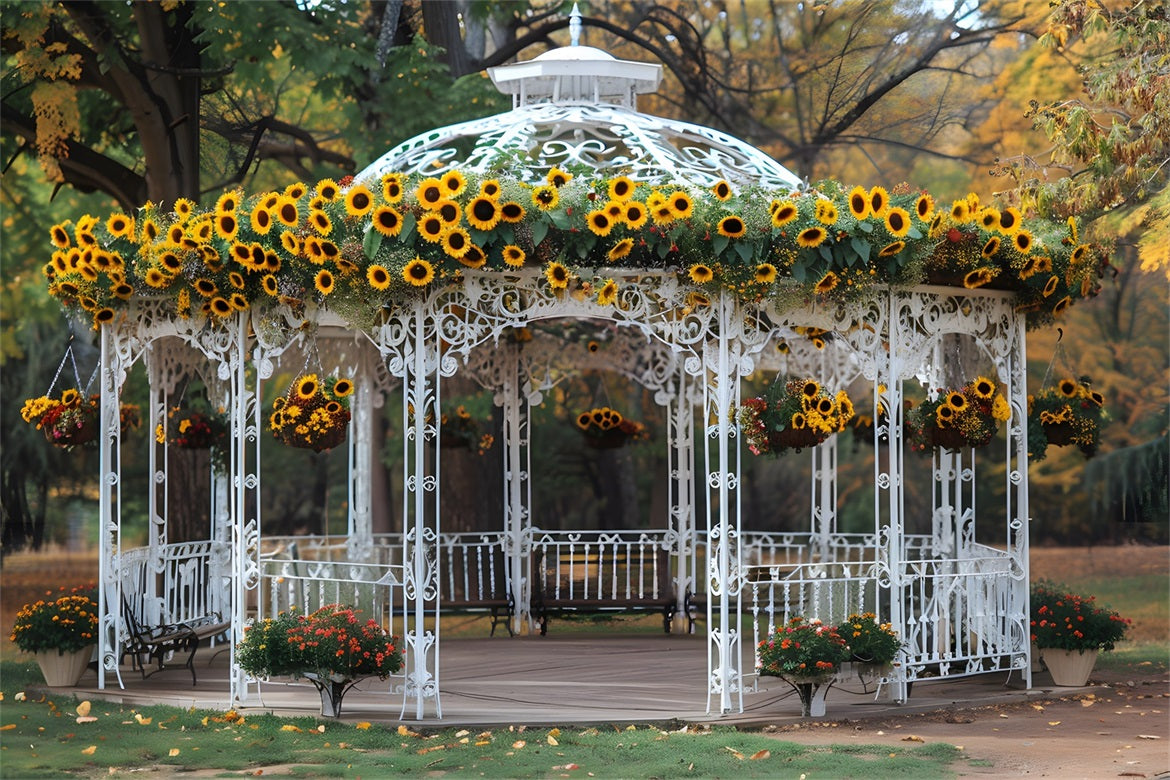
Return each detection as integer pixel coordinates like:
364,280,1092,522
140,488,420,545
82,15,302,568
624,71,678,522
44,417,98,448
34,646,94,687
1041,648,1099,687
779,674,835,717
583,428,630,449
1041,421,1076,447
302,672,359,718
924,425,979,450
767,427,826,452
282,421,349,452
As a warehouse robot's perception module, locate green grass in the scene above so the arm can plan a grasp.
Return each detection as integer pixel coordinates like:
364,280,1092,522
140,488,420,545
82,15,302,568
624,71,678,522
0,661,961,779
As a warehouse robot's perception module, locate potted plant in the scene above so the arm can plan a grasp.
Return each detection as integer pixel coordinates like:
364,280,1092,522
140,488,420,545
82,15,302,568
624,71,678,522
756,617,850,716
236,604,403,717
439,403,495,454
1027,377,1106,462
269,374,352,452
9,586,99,686
161,406,228,450
838,612,901,688
738,379,855,456
21,390,139,449
575,406,648,449
1030,580,1130,686
906,375,1010,452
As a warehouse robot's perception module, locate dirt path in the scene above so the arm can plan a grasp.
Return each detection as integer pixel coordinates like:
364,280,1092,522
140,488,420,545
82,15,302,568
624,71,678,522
763,666,1169,778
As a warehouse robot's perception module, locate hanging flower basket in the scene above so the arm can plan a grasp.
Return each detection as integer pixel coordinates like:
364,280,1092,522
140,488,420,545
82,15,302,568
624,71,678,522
737,379,855,456
165,409,227,449
439,404,495,454
270,374,353,452
906,375,1010,453
575,406,647,449
1027,377,1106,462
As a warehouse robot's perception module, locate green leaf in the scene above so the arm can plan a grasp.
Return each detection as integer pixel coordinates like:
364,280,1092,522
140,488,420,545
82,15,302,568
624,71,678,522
850,237,871,263
858,220,874,234
399,213,416,245
362,226,383,260
712,234,729,255
531,220,549,248
734,241,755,263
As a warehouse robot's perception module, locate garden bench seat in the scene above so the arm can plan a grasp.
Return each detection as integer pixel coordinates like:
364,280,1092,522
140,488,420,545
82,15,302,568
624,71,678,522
531,548,677,635
121,598,230,685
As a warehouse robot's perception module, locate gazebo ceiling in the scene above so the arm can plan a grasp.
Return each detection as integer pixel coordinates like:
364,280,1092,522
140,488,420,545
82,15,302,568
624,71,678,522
355,43,802,190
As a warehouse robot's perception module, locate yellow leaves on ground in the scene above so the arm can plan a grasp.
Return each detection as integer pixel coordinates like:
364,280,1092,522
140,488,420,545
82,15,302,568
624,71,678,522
0,724,16,731
355,722,372,730
398,724,419,737
901,735,924,743
168,748,180,757
281,724,302,732
749,749,771,760
81,745,96,755
134,713,151,725
75,701,91,717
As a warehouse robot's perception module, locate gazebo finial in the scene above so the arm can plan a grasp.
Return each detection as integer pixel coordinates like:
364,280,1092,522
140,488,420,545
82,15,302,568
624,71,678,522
569,3,582,47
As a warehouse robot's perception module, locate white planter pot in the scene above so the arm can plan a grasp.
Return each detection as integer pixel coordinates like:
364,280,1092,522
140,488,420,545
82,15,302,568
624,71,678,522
1040,647,1099,687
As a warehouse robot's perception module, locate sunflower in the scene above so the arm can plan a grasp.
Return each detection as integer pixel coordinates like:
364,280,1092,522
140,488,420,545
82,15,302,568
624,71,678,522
159,250,183,274
1088,390,1104,407
93,308,115,327
459,244,487,269
604,200,625,221
416,177,444,208
946,392,968,411
915,193,934,221
296,374,319,399
333,378,354,398
532,185,560,211
608,176,636,201
228,271,245,290
964,268,994,288
1042,274,1060,297
479,179,501,199
106,214,133,238
261,274,279,296
313,269,334,295
441,227,472,258
140,219,159,242
879,240,905,257
259,193,280,212
711,180,732,201
796,226,827,248
465,196,500,231
814,271,839,294
650,203,675,226
979,208,1000,231
997,207,1021,234
403,257,435,286
112,282,134,299
771,201,798,227
166,224,183,244
435,199,461,225
502,245,526,267
367,264,391,290
250,207,273,235
318,240,340,262
229,293,249,310
815,200,839,225
275,196,300,227
868,186,889,216
718,215,747,238
973,377,996,399
499,201,526,223
439,169,466,196
214,211,239,241
546,167,572,187
544,261,570,290
982,236,1000,257
280,231,301,256
791,412,807,430
316,178,340,201
344,184,375,216
624,201,648,229
1071,244,1089,263
173,198,195,220
50,223,71,248
688,263,714,284
847,186,869,219
309,209,332,235
372,205,404,236
284,182,307,200
586,209,613,236
1013,230,1033,254
597,278,619,306
418,214,446,243
576,412,593,430
935,404,955,426
949,199,970,223
667,191,693,219
194,278,218,298
754,263,777,284
608,238,635,263
884,207,911,237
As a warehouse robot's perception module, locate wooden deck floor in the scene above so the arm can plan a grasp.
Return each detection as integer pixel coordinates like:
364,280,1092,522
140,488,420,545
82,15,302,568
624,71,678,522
66,634,1050,727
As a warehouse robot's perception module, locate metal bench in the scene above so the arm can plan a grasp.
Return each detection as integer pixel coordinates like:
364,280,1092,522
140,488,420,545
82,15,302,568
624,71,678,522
121,598,230,685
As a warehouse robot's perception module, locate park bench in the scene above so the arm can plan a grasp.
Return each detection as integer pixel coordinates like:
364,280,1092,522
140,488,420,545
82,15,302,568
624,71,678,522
437,538,514,636
530,546,676,635
121,597,230,685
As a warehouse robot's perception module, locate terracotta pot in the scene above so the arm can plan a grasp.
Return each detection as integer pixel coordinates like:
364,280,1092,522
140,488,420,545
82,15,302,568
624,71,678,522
767,427,826,452
926,425,975,450
44,417,98,448
1042,421,1076,447
34,646,94,687
1040,647,1099,687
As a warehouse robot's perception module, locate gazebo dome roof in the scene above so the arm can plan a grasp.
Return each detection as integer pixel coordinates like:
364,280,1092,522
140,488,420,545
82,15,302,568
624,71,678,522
355,40,801,190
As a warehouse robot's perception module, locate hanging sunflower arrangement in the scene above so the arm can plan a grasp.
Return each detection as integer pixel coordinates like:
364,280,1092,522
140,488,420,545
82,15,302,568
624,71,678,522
905,376,1011,452
736,378,855,456
1027,377,1106,462
270,374,353,452
575,406,649,449
438,403,495,455
21,389,140,449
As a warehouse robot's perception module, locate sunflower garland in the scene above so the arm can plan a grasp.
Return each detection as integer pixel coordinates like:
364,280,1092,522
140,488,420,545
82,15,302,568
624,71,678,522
43,171,1101,333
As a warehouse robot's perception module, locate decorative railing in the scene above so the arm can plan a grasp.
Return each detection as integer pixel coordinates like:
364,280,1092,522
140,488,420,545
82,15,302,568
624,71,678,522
118,541,229,632
528,529,676,604
259,557,406,633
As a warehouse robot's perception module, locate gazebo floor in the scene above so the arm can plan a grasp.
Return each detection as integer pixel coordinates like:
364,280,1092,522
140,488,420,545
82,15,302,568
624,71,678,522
66,634,1054,727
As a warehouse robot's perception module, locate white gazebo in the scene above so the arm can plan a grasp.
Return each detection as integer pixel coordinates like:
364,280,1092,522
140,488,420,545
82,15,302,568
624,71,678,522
83,22,1045,720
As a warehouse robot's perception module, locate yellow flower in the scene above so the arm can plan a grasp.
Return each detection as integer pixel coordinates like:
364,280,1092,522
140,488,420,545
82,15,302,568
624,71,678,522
479,179,501,199
297,374,319,399
979,207,1000,231
848,186,869,219
973,377,996,399
771,201,798,228
964,268,994,288
624,201,648,229
950,199,970,223
275,196,300,226
711,180,732,201
309,209,332,236
666,191,693,219
608,238,635,263
418,214,445,243
586,209,613,236
367,264,391,290
608,176,636,201
546,167,572,187
915,193,934,221
315,269,335,295
344,185,375,216
316,178,340,201
441,227,472,259
441,169,467,196
597,279,619,306
502,245,526,267
403,257,435,286
868,186,889,216
998,207,1021,234
465,196,500,231
416,177,444,208
815,199,838,225
992,394,1010,422
754,263,777,284
689,263,713,284
371,205,404,237
1013,230,1033,254
214,211,239,241
797,226,827,248
250,207,273,235
879,241,905,257
884,207,910,237
459,244,487,269
814,271,838,294
106,214,133,238
532,185,560,210
499,201,526,223
718,215,746,238
544,261,570,289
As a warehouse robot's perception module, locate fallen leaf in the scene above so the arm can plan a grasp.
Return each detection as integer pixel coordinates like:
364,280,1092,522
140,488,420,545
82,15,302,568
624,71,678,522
168,748,180,757
280,725,302,732
398,725,419,737
82,746,97,755
1030,704,1044,712
512,740,527,749
723,747,745,760
902,735,924,743
625,725,636,731
1082,700,1096,707
316,725,325,733
14,692,26,702
1137,734,1161,740
0,725,15,731
459,737,469,744
547,735,559,746
76,716,97,725
1048,721,1062,726
749,749,771,760
475,740,491,747
134,714,151,725
76,701,92,717
549,728,561,738
355,722,371,731
455,729,470,738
